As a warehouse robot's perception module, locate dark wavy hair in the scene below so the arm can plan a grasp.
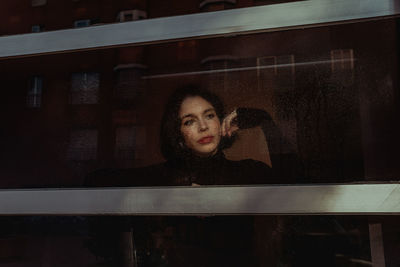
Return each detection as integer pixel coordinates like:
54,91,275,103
160,86,234,161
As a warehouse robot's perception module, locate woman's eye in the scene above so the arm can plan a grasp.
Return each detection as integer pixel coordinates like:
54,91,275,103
183,119,194,126
206,113,215,119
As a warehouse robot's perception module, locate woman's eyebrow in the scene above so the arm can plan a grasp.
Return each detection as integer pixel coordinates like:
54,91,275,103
203,108,215,114
181,113,195,120
181,108,215,119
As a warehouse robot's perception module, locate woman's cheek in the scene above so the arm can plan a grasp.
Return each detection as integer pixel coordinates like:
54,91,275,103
181,127,196,146
212,120,222,136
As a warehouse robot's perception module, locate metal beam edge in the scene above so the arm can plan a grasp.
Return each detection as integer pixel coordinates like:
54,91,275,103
0,184,399,215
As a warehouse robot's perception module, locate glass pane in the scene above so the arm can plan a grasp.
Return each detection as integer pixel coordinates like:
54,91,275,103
2,18,399,187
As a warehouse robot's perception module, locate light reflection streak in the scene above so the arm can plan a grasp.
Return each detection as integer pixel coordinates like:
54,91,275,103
142,58,355,79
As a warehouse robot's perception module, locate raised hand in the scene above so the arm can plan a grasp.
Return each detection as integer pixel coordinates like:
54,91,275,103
221,109,239,137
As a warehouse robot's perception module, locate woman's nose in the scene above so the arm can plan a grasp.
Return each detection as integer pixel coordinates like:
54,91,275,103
198,119,209,131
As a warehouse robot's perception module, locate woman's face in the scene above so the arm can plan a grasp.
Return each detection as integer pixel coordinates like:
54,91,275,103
179,96,222,157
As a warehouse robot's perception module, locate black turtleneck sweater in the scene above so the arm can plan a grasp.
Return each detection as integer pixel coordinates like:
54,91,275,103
86,150,276,187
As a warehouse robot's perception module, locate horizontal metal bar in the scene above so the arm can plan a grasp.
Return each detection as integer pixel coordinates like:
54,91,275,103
0,183,399,215
0,0,399,58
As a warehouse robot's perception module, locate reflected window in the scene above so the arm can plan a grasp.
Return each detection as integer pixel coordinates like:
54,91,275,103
70,72,100,104
31,25,45,33
257,55,295,76
257,56,277,75
27,76,43,108
199,0,236,11
202,55,238,92
277,55,295,74
116,10,147,22
331,49,354,72
67,129,98,161
257,54,295,91
277,54,295,89
74,19,91,28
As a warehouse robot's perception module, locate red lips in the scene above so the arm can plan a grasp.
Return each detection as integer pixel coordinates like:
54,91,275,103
197,136,214,144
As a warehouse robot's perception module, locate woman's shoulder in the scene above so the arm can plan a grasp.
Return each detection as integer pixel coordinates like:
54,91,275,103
231,158,272,176
226,158,267,170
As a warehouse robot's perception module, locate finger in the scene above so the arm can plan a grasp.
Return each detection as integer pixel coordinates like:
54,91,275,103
228,120,233,136
228,110,238,136
224,115,232,136
226,115,234,136
221,118,226,136
223,117,229,136
223,117,229,137
223,110,236,137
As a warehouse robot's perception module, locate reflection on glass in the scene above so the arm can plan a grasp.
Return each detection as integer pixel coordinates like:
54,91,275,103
1,20,399,187
116,10,147,22
27,76,42,108
70,72,99,105
31,0,46,7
